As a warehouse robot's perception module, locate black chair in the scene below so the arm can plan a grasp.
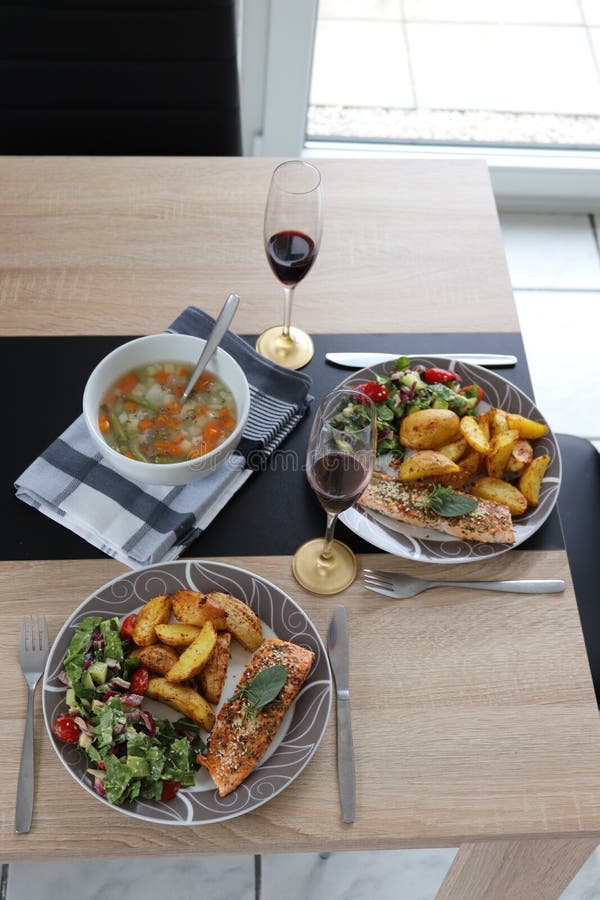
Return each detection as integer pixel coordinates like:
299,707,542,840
557,434,600,705
0,0,242,155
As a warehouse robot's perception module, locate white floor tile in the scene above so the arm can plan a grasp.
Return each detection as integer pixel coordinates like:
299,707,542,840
261,849,457,900
403,0,582,25
500,214,600,290
6,856,254,900
318,0,402,20
580,0,600,26
309,20,414,107
514,290,600,437
406,23,600,114
560,845,600,899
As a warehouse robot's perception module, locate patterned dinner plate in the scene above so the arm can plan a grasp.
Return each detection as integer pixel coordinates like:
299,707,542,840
43,560,332,825
337,356,561,564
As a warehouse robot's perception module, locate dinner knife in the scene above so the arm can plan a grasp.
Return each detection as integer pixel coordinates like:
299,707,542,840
327,606,355,824
325,352,517,369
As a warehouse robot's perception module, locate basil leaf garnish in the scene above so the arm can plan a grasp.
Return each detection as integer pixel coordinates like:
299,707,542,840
233,664,287,724
426,483,479,517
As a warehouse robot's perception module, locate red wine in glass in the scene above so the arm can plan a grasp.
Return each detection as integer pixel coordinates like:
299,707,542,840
309,453,370,515
266,229,316,286
256,160,322,370
292,387,376,596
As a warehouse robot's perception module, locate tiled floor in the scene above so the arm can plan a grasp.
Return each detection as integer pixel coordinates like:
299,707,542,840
4,213,599,898
309,0,600,144
502,212,600,446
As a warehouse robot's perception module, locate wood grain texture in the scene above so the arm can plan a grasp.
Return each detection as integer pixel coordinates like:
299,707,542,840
2,156,598,891
0,156,518,336
436,838,599,900
3,552,600,861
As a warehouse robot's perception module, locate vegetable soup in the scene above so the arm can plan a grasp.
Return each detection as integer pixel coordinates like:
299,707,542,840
98,360,237,464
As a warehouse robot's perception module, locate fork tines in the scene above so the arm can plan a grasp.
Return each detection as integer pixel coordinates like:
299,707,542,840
20,615,49,654
362,570,397,597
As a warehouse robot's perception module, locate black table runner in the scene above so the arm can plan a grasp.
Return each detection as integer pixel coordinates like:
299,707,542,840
5,332,563,561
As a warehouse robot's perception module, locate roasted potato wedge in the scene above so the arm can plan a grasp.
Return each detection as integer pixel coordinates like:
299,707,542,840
518,454,551,507
437,436,468,462
131,594,172,647
476,411,490,443
155,622,202,648
130,643,180,676
488,407,509,436
470,476,528,516
435,449,482,489
198,631,232,705
397,450,460,482
146,678,215,731
206,592,263,651
506,413,549,440
171,590,228,630
165,622,217,683
505,438,534,475
399,408,461,450
485,429,519,479
459,416,490,455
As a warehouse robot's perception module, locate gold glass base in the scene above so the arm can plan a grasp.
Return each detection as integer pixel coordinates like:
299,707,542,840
292,538,358,595
255,325,314,370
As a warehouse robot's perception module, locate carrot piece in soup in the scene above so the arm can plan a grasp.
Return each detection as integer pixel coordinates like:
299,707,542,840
203,424,223,442
194,373,214,392
116,372,138,394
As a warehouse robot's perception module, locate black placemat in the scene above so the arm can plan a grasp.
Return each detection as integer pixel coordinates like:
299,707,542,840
5,332,563,561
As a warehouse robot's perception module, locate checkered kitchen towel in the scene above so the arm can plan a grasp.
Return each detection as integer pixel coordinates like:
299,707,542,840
15,307,312,568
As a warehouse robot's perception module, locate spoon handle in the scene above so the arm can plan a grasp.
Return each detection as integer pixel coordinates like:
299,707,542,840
181,293,240,402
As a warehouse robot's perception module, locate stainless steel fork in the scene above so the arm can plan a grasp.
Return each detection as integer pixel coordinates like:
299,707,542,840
363,569,565,599
15,615,49,834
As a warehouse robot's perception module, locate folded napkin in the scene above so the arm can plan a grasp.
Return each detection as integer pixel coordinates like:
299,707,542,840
15,307,312,568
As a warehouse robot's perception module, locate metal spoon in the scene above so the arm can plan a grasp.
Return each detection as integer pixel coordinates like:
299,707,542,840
181,293,240,403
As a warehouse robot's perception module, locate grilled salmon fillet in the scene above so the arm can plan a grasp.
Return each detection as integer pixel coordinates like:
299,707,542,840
359,473,515,544
197,637,315,797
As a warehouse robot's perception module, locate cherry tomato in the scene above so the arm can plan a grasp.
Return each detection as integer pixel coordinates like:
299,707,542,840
160,780,181,802
53,713,81,744
355,380,389,403
423,367,462,384
354,382,370,403
119,613,137,641
370,383,389,402
130,667,149,695
459,383,484,404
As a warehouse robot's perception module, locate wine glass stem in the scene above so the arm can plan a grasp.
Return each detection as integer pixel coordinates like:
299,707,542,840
320,512,338,561
281,285,295,340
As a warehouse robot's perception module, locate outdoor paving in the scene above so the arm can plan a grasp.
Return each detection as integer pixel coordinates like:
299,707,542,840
309,0,600,145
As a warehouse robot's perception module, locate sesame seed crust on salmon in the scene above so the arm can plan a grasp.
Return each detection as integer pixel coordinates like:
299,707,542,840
197,637,315,797
358,473,515,544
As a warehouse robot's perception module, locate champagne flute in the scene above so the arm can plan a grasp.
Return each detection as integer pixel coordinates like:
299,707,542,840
256,160,322,370
292,388,376,595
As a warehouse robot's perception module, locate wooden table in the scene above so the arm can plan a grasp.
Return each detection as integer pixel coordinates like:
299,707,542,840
2,157,600,899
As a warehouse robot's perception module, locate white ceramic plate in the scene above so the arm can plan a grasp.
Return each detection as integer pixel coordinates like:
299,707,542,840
43,560,332,824
337,356,561,564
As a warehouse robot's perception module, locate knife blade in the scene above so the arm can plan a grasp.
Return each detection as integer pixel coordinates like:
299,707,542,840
325,352,517,369
327,606,355,824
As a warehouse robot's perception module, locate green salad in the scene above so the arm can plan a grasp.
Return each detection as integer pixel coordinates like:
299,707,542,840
52,615,205,806
330,356,482,460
